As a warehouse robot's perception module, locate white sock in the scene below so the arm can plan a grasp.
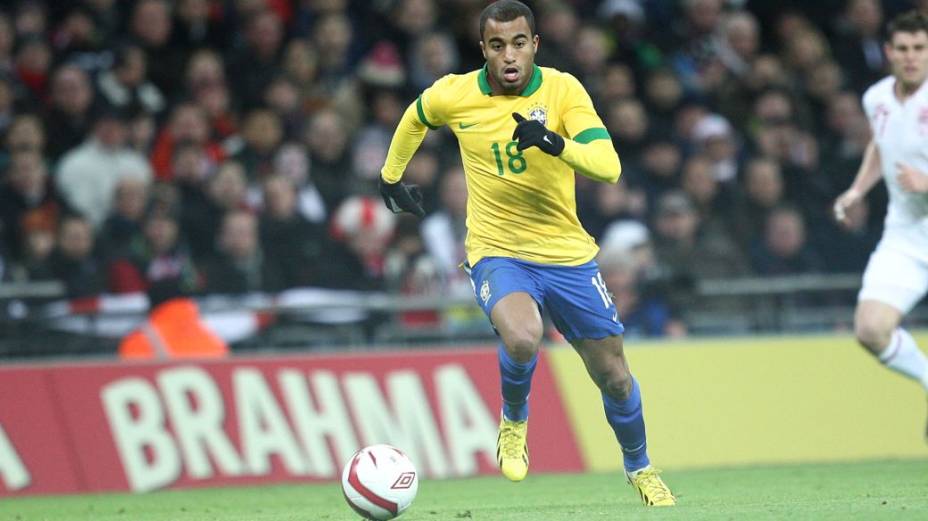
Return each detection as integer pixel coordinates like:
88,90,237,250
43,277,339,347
879,328,928,392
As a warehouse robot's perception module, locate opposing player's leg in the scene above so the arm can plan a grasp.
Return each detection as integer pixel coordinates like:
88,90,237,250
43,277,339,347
856,241,928,437
467,258,544,481
540,259,673,505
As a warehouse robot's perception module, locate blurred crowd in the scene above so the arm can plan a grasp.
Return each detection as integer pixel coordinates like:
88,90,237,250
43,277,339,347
0,0,921,337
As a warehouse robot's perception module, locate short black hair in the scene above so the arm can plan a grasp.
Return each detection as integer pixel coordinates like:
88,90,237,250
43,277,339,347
887,10,928,41
479,0,535,41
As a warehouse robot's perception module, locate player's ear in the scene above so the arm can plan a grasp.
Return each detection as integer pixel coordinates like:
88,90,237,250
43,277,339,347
532,34,539,53
479,40,487,60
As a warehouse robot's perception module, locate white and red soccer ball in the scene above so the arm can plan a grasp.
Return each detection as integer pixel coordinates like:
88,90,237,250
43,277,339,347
341,444,419,520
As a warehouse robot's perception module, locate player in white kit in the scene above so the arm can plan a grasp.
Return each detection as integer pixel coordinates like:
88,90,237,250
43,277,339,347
834,10,928,438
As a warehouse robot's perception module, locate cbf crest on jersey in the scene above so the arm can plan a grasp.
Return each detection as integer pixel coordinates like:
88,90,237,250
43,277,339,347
528,104,548,127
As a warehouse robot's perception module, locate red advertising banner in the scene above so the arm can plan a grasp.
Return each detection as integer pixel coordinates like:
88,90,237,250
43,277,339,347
0,348,582,496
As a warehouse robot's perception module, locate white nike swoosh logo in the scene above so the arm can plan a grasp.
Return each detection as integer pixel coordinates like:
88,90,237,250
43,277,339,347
543,135,552,144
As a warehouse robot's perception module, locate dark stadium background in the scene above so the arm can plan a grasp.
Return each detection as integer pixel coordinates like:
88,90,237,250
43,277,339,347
0,0,925,356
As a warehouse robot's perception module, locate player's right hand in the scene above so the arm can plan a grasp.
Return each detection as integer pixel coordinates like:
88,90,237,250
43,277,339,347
379,178,425,217
833,188,861,223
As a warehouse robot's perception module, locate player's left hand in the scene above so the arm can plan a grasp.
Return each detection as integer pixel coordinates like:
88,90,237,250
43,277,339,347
512,113,564,156
896,162,928,193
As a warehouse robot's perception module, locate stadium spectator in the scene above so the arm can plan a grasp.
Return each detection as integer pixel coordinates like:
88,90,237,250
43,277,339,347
100,177,150,259
55,108,153,229
44,64,95,160
326,195,396,291
606,98,650,166
598,0,654,77
172,0,228,52
579,181,646,241
421,167,468,285
409,32,460,92
96,44,166,116
717,11,761,79
258,173,328,289
9,209,56,282
599,248,682,338
751,205,823,275
680,154,732,234
48,213,104,297
263,75,304,139
271,141,326,223
732,157,786,249
638,139,682,207
13,35,51,103
107,208,198,294
234,108,284,181
130,0,184,95
691,113,740,183
536,1,580,73
303,107,352,209
833,0,887,93
0,13,12,75
571,24,612,87
642,68,684,134
149,102,225,180
200,209,275,294
0,75,15,137
652,190,748,284
0,151,65,262
226,9,285,108
186,50,238,141
1,113,45,171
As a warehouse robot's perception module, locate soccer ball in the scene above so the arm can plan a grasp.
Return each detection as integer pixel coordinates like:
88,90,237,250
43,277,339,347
341,444,419,520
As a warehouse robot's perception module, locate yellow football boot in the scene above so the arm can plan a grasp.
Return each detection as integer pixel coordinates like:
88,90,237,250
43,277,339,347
627,466,676,506
497,416,529,481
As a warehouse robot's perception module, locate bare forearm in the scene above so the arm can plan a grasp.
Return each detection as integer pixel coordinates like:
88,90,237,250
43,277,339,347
848,140,882,195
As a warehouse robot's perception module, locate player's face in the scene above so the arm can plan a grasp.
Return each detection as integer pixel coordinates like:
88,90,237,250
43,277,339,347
479,16,539,94
886,30,928,89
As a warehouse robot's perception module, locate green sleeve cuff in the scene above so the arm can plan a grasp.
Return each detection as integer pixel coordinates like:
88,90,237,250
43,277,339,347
416,96,439,130
573,127,610,144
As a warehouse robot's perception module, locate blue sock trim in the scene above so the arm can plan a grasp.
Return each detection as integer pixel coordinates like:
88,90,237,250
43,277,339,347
498,344,537,422
602,377,650,472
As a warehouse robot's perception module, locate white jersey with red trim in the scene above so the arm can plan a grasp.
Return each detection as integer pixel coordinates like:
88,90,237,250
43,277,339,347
863,75,928,229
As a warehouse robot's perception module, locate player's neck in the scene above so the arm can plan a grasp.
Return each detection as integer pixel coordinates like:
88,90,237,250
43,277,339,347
487,70,529,96
895,77,926,100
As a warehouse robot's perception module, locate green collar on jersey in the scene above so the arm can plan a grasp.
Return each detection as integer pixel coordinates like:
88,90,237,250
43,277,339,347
478,64,543,97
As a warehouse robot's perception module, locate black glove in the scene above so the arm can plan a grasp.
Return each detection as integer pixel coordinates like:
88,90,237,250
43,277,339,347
512,112,565,156
379,178,425,217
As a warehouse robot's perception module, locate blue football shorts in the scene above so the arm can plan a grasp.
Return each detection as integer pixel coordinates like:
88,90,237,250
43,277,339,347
464,256,624,341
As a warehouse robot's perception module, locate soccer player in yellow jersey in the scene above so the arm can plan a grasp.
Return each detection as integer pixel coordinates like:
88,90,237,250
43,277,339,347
379,0,674,506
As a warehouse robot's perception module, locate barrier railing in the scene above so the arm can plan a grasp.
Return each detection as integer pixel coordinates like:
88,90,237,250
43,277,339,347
3,273,926,359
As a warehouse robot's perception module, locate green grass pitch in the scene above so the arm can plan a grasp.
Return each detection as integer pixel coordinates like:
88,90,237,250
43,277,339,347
3,460,926,521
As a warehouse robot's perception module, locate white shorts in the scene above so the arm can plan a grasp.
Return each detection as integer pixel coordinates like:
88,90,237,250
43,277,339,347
858,226,928,313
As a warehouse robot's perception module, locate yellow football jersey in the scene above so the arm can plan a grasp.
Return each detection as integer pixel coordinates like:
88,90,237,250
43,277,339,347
383,65,620,267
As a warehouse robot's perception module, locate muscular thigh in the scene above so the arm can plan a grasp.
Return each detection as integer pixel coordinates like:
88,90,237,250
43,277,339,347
491,292,544,349
467,257,545,349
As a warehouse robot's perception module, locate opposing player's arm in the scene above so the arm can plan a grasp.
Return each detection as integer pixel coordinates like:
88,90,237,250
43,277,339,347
834,140,881,222
559,74,621,183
